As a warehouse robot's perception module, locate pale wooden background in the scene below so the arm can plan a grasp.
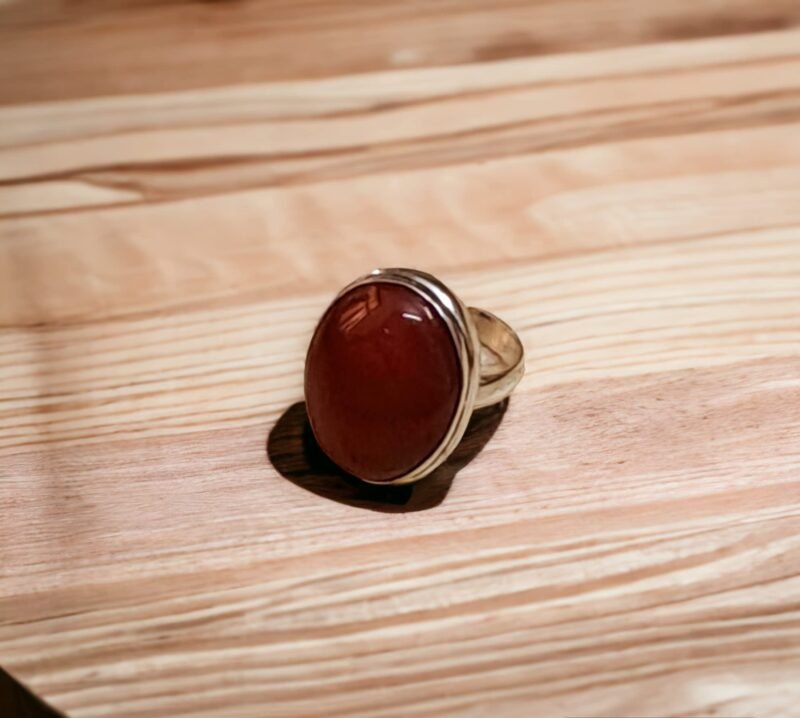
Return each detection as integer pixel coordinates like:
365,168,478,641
2,1,800,717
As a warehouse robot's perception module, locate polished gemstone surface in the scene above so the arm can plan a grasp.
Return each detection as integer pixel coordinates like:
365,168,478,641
305,281,462,482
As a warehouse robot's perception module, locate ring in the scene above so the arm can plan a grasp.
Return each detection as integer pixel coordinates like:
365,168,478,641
304,268,524,485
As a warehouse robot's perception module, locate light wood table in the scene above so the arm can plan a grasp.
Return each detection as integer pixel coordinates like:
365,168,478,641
2,2,800,716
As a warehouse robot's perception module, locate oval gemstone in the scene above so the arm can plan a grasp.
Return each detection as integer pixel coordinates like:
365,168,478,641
305,281,462,483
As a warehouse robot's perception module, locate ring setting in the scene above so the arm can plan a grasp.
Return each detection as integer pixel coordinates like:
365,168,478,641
304,268,524,485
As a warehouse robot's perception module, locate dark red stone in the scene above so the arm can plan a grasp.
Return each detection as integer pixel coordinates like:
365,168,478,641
305,281,462,483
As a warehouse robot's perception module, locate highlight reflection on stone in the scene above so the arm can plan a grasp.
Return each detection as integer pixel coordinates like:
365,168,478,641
305,282,461,483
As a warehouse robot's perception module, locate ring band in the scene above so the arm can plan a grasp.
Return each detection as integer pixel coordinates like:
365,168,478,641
305,268,524,485
470,306,525,410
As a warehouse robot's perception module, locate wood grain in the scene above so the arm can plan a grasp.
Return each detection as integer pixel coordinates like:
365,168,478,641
2,0,799,104
1,2,799,717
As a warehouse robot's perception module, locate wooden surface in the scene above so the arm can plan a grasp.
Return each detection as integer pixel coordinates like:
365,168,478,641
2,1,800,716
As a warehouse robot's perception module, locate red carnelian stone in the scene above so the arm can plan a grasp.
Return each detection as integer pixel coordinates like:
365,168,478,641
305,281,462,482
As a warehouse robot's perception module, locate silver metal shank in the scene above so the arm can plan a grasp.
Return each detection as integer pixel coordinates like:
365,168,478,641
470,307,525,409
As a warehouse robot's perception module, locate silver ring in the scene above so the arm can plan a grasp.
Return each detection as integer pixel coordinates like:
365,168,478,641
304,268,524,485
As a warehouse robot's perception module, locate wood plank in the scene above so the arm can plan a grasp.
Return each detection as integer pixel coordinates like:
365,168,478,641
3,30,800,202
2,32,800,327
2,226,799,455
2,0,799,104
2,356,799,716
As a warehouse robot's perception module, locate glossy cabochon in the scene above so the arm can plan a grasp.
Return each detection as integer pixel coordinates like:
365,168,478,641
305,271,476,484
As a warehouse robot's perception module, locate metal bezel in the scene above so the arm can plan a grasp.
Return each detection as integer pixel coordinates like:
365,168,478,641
328,268,480,485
